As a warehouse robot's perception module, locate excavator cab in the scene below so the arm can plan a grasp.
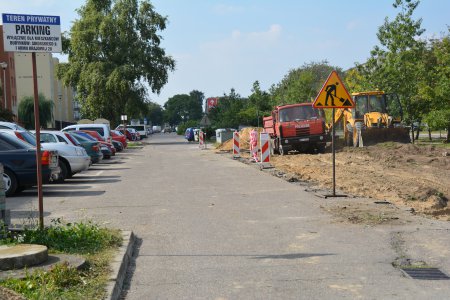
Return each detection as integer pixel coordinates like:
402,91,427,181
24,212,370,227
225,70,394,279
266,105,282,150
340,91,410,146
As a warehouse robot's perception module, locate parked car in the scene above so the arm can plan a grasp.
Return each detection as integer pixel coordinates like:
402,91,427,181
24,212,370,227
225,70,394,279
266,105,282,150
73,131,113,159
111,139,123,152
0,128,61,181
66,132,103,164
37,130,91,181
185,127,195,142
62,123,112,143
0,132,55,196
116,124,147,139
111,130,127,148
80,130,116,155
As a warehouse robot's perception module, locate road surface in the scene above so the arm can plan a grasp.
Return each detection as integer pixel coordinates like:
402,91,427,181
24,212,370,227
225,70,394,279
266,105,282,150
8,133,450,299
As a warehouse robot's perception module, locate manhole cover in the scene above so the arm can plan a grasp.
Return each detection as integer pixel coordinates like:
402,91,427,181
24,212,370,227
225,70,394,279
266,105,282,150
401,268,450,280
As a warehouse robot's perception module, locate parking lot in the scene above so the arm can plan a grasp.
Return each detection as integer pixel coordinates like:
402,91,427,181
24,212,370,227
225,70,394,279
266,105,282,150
6,147,137,226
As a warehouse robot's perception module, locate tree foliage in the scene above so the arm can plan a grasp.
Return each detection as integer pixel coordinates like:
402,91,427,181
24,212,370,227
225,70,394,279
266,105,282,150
357,0,426,127
270,61,342,105
421,31,450,141
145,101,163,126
0,107,15,122
18,94,53,129
58,0,175,124
163,90,203,126
208,89,246,129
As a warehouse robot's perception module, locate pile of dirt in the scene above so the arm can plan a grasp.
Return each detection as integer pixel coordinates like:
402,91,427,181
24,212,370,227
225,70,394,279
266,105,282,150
214,128,450,219
268,143,449,219
215,127,264,151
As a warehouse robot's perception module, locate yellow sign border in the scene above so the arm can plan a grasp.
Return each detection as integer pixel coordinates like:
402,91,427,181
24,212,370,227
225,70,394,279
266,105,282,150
313,70,355,109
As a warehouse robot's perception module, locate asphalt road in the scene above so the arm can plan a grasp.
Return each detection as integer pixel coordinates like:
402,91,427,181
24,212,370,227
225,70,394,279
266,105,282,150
8,133,450,299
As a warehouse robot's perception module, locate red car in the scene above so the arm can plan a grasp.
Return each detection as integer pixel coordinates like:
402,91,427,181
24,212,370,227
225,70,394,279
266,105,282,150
111,130,127,148
81,130,116,155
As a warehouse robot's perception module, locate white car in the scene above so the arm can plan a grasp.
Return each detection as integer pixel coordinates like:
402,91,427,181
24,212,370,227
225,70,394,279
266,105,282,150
37,130,91,181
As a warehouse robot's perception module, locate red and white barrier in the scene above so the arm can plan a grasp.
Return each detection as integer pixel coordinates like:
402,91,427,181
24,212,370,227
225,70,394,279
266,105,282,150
199,131,206,149
249,129,259,162
233,131,240,158
259,132,271,168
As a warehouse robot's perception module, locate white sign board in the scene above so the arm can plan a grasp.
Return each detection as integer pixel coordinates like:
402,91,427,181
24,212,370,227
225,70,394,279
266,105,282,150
2,13,61,53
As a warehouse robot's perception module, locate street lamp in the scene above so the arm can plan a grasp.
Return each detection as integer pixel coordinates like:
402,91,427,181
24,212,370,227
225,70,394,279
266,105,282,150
0,62,7,109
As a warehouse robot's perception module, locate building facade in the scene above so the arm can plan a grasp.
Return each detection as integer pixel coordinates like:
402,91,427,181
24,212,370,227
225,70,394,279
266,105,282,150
0,25,76,127
0,25,18,118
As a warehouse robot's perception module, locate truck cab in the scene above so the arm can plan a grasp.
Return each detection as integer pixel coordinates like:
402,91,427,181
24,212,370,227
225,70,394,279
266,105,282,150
264,103,328,154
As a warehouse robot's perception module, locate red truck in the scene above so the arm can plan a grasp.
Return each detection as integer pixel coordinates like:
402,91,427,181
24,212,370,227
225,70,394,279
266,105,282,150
263,103,329,155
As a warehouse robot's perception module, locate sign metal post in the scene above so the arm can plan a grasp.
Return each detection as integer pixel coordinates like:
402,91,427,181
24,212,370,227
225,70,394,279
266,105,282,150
313,70,355,198
2,13,62,229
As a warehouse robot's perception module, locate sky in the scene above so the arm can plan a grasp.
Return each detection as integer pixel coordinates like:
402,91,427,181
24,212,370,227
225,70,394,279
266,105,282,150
1,0,449,106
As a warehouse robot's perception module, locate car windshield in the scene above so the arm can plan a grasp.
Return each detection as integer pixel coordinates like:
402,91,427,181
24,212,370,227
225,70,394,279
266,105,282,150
75,131,97,141
70,132,91,143
112,130,124,136
279,106,318,122
0,132,35,150
19,131,38,145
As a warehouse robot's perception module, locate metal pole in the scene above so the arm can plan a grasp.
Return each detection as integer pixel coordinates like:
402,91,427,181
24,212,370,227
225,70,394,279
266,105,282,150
2,67,6,109
32,53,44,230
59,94,62,130
332,107,336,196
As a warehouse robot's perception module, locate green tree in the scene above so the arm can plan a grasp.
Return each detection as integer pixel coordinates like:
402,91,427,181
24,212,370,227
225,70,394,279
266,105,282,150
0,107,15,122
58,0,175,124
358,0,426,142
18,94,53,129
209,89,246,128
421,32,450,142
270,61,341,105
145,101,163,126
163,90,203,126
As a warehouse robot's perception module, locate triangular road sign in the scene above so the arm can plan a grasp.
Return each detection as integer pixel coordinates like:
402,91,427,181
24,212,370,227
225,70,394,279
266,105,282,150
313,70,355,109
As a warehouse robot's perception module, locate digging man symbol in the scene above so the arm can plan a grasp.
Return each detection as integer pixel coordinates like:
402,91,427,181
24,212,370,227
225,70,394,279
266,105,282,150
325,82,339,106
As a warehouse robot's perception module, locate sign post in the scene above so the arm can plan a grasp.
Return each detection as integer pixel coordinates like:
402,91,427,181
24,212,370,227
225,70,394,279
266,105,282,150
2,13,62,229
121,115,128,140
313,70,355,198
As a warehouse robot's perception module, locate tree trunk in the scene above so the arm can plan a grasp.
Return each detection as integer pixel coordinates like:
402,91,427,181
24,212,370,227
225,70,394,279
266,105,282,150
415,120,421,141
411,122,415,144
447,125,450,143
428,127,432,141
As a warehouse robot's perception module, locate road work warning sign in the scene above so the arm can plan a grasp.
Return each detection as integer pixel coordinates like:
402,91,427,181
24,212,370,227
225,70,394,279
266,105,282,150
313,70,355,109
2,13,62,53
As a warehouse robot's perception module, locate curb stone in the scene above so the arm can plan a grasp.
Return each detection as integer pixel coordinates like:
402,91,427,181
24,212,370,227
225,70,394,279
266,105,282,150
105,231,135,300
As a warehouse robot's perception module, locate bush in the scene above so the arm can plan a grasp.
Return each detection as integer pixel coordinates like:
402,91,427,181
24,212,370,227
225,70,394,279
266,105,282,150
18,218,122,254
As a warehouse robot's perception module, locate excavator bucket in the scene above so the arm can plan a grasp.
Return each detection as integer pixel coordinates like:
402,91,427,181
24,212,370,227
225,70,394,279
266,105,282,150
360,127,411,146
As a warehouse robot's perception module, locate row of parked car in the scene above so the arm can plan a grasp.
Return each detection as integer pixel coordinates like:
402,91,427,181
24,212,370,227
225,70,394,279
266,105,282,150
0,121,135,196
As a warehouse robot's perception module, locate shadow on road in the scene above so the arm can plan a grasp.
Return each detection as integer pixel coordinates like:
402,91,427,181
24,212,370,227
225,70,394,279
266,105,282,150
120,236,143,299
137,252,335,259
16,190,106,197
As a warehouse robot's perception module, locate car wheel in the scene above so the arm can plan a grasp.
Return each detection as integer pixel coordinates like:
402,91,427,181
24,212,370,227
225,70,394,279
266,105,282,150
3,169,18,196
56,159,69,183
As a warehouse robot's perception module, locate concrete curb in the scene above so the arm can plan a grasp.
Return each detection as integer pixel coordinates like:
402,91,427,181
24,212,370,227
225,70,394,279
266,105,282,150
105,230,135,300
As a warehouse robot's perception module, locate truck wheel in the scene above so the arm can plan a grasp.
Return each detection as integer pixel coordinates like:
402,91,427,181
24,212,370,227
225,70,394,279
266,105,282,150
317,143,326,154
345,123,354,147
273,139,280,155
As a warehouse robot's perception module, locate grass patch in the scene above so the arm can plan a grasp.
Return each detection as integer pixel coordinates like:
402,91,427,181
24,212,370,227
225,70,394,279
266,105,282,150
0,219,122,299
127,141,143,148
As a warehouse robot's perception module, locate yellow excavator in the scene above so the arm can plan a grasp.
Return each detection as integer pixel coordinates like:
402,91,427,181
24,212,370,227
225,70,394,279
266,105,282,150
333,91,410,146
